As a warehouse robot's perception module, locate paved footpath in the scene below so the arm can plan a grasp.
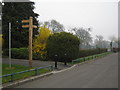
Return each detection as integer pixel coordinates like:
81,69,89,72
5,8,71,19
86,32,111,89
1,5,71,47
2,58,72,70
13,53,118,88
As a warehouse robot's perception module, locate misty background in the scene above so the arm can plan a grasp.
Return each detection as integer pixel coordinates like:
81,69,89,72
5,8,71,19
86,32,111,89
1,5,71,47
33,1,118,41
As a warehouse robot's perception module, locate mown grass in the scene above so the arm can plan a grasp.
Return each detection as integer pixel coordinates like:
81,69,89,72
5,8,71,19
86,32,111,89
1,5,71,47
69,52,112,65
1,64,50,83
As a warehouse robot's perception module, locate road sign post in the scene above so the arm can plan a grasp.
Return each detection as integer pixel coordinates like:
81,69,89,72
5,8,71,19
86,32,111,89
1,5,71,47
22,16,37,68
29,17,33,68
9,22,11,68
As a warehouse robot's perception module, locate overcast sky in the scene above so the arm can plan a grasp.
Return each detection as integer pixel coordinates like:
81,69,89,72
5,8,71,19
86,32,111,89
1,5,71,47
33,0,118,40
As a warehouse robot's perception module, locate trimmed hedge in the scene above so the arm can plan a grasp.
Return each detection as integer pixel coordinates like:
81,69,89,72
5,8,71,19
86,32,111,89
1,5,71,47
79,48,107,58
2,48,42,60
3,48,108,61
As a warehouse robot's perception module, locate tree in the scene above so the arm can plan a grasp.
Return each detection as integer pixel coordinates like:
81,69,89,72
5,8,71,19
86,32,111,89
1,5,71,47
0,3,2,34
0,3,1,34
46,32,80,63
70,27,92,49
94,35,104,48
109,35,117,42
109,35,118,49
42,19,64,33
33,25,52,59
94,35,110,49
2,1,39,49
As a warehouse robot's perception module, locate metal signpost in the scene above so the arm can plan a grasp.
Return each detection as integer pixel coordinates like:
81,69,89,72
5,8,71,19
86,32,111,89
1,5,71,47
22,16,37,68
9,22,11,68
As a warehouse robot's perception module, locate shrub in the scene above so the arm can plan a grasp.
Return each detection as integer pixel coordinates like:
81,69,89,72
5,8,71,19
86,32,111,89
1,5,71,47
46,32,80,62
3,48,42,60
2,48,28,59
33,53,43,60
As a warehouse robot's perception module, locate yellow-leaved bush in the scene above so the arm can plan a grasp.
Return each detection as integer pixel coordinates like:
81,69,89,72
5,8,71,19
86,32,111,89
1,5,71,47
33,25,52,57
0,34,3,48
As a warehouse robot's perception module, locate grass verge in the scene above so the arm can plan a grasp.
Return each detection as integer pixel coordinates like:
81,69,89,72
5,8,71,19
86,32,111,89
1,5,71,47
1,64,50,83
69,52,112,65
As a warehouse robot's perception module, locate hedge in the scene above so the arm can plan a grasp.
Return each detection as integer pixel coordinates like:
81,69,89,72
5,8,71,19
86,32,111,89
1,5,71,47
2,48,42,60
2,48,108,61
79,48,107,58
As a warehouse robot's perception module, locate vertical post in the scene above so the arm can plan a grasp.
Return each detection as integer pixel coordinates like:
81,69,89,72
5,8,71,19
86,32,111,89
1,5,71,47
64,53,67,66
22,17,37,68
110,41,112,52
35,68,38,75
10,73,14,82
55,60,57,69
55,54,58,69
9,22,11,68
29,16,33,68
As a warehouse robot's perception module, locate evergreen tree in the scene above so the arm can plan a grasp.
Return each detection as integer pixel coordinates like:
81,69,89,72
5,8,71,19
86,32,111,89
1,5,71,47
46,32,80,62
0,3,2,34
2,1,39,49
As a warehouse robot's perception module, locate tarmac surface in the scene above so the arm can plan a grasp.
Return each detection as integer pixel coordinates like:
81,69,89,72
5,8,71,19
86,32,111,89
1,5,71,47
11,53,118,88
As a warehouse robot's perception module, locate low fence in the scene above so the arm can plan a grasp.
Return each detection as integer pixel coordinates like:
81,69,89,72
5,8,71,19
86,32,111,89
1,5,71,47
0,65,53,83
1,52,111,83
72,52,111,64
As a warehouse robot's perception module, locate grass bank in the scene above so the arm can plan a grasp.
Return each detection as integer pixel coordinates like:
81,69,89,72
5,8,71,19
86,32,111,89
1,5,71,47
1,64,51,83
70,52,112,64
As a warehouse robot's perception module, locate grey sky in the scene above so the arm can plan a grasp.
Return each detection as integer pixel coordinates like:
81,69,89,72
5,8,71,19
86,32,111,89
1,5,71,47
33,0,118,40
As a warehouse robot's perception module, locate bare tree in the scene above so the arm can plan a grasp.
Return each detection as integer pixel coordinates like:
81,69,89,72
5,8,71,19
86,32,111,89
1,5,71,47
44,21,50,28
109,35,117,42
94,35,111,49
50,20,64,32
70,27,92,49
109,35,118,48
94,35,104,48
40,20,65,33
39,20,65,33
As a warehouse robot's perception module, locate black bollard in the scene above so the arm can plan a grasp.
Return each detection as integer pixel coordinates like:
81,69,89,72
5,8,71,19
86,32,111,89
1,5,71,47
55,60,58,69
54,54,58,69
64,59,67,66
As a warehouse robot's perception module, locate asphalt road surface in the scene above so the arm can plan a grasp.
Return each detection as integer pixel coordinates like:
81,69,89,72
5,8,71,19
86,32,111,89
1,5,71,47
15,53,118,88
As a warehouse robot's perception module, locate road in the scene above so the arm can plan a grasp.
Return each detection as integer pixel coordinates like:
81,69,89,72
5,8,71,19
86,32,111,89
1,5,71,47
15,53,118,88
